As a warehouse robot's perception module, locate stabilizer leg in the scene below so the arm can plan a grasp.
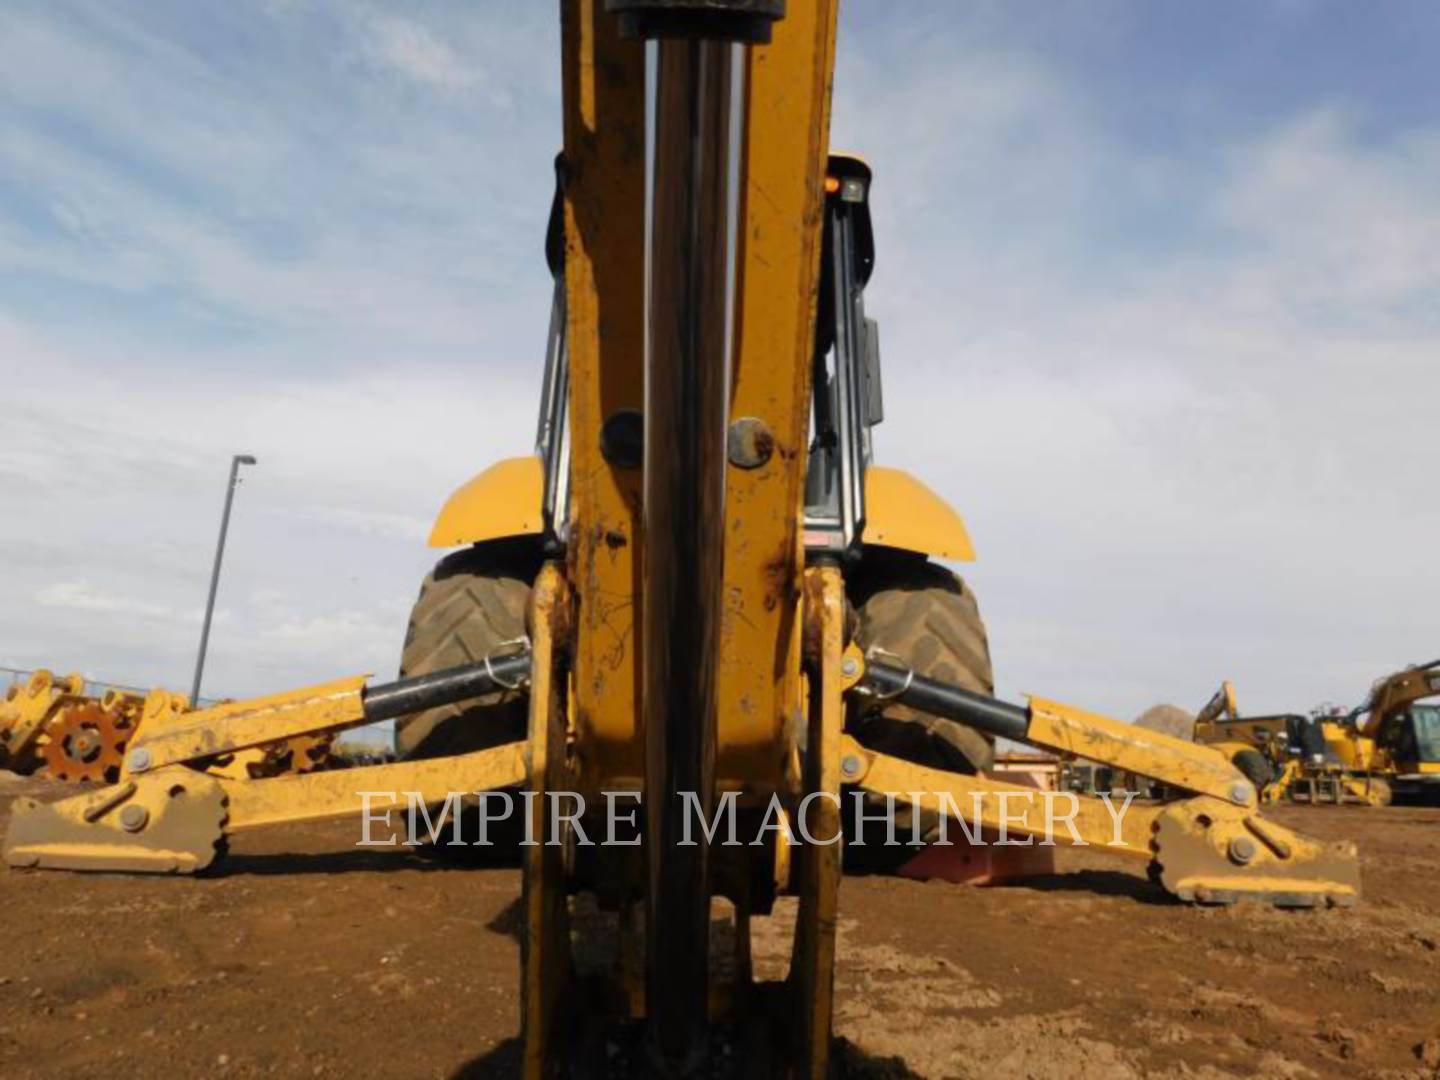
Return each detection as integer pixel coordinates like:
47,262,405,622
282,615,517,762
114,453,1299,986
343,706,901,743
790,566,845,1078
840,740,1360,908
3,742,529,873
521,565,574,1080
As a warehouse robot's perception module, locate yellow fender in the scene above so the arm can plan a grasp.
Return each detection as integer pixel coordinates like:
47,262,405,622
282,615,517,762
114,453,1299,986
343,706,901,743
862,466,974,561
428,456,546,548
429,457,975,563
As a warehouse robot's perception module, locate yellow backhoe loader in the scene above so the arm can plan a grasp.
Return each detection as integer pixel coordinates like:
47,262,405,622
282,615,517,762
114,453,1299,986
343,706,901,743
3,3,1360,1075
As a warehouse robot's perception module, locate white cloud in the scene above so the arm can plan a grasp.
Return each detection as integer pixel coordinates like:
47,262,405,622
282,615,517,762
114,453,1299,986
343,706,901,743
360,16,479,91
1214,109,1440,313
280,506,432,544
0,1,560,361
34,581,186,623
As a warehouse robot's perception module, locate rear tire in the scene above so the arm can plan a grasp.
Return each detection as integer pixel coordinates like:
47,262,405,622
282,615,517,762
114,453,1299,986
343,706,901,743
846,548,996,864
395,538,543,761
1230,748,1275,793
849,548,995,773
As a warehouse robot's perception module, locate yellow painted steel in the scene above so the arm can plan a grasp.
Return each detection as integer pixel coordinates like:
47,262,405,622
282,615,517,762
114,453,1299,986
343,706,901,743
793,565,845,1078
4,744,528,870
427,456,544,548
3,769,227,874
0,669,87,766
1027,695,1250,805
521,563,572,1080
842,732,1160,855
222,743,526,831
1152,798,1359,905
559,0,647,786
1356,661,1440,740
1323,721,1378,771
863,466,976,561
123,675,368,774
1195,679,1239,727
716,0,840,795
843,734,1360,905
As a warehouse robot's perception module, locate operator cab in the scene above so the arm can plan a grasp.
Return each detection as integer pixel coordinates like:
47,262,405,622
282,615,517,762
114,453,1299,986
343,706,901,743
1384,704,1440,773
534,154,886,561
803,155,881,556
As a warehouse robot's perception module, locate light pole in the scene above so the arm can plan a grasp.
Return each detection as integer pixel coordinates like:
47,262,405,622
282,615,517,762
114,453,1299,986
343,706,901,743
191,454,257,705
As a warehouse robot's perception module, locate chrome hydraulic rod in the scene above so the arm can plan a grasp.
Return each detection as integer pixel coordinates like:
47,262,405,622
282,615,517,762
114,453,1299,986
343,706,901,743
861,661,1030,742
362,653,532,724
642,33,735,1075
859,661,1253,803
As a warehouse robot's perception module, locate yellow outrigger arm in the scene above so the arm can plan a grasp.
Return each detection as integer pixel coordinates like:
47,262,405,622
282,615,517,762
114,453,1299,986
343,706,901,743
3,649,533,874
5,638,1359,908
848,656,1359,907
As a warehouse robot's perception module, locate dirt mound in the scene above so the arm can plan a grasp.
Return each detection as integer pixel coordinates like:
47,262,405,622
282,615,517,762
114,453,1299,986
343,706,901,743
1133,704,1196,741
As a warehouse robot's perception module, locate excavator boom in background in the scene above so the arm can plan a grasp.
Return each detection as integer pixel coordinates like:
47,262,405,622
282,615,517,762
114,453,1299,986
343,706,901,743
1348,660,1440,798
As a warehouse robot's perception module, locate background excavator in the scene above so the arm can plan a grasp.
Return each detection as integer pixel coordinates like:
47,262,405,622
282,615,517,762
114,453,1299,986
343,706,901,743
1192,663,1440,806
1332,661,1440,802
3,3,1360,1075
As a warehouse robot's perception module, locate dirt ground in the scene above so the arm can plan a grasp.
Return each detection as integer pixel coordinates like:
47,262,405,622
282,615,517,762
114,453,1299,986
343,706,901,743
2,779,1438,1079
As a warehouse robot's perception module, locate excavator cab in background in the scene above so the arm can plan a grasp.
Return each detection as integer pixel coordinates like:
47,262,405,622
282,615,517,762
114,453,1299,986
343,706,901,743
1352,660,1440,800
1385,704,1440,781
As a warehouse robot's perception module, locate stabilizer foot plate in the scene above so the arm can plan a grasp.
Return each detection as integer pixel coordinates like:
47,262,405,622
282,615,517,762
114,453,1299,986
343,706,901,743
1153,801,1360,909
4,769,227,874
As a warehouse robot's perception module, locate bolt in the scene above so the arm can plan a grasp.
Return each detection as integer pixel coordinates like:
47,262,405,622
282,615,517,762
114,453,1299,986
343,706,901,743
1228,835,1258,866
599,409,644,469
119,804,150,833
726,417,775,470
841,657,859,678
840,754,862,779
1228,780,1253,805
128,747,153,773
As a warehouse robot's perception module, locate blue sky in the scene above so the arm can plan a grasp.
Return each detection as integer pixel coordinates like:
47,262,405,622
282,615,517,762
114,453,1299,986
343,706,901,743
2,1,1438,721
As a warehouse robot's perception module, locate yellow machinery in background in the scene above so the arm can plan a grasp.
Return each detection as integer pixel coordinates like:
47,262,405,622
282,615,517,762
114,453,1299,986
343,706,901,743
1190,680,1307,802
2,668,92,777
4,3,1360,1075
0,668,330,784
2,670,159,784
1192,665,1440,806
1326,661,1440,802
